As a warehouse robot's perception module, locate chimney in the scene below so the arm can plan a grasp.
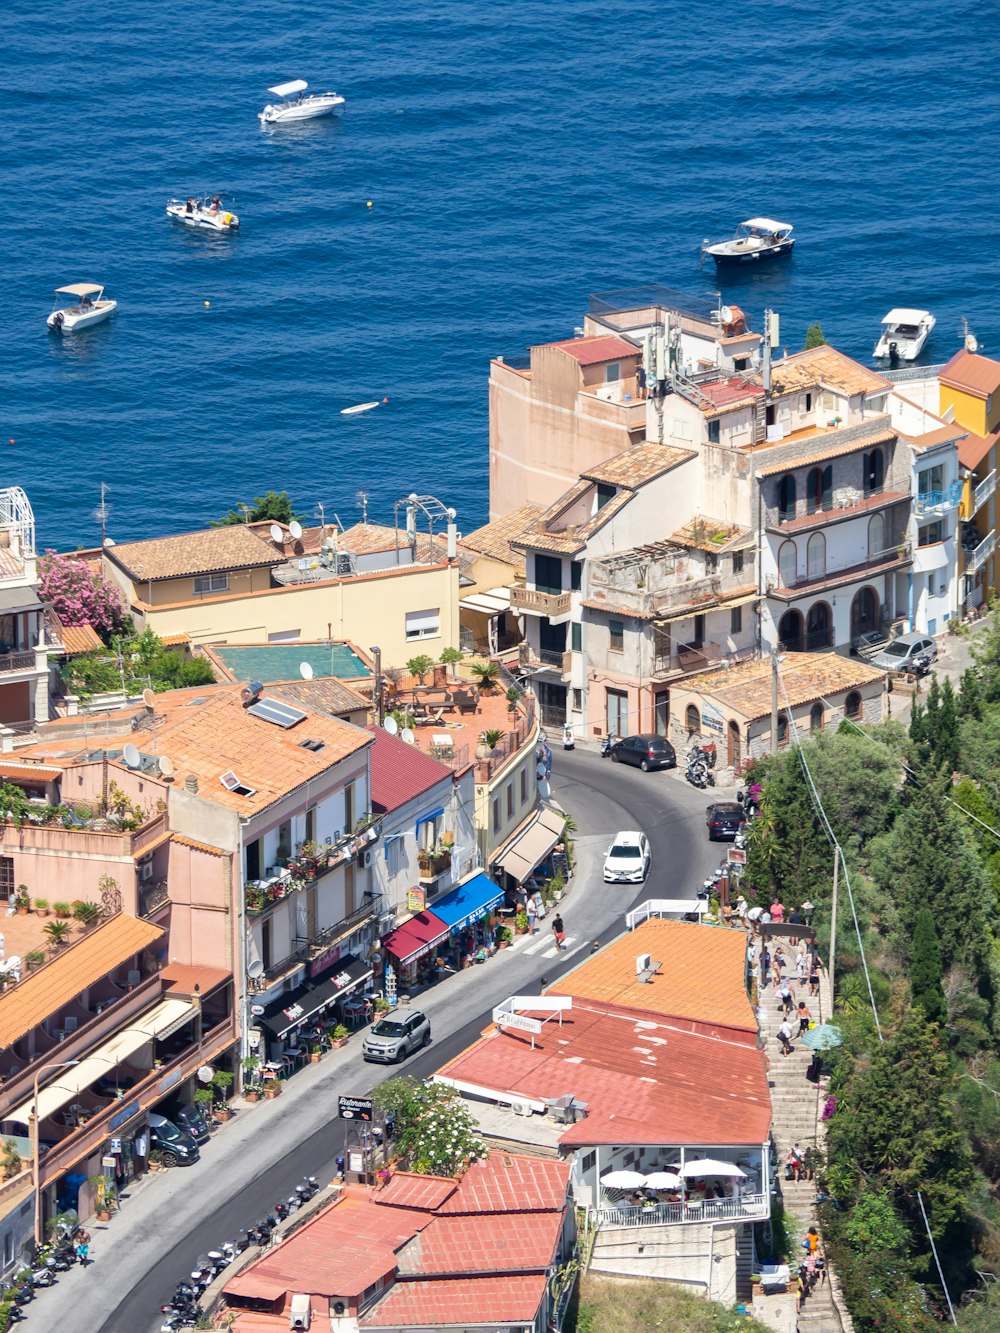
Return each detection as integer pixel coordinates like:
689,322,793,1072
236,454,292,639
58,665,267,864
185,774,199,794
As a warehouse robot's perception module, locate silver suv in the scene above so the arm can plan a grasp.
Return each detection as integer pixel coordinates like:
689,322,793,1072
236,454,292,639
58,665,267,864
870,632,937,674
362,1009,431,1063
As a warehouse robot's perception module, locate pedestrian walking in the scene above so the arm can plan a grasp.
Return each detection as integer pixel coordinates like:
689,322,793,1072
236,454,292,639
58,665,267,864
805,1226,820,1256
786,1147,801,1181
778,1017,794,1055
801,900,815,926
815,1251,827,1285
551,914,566,950
809,958,820,998
771,950,784,988
75,1227,91,1266
787,907,802,945
736,894,748,924
770,898,784,923
760,945,771,986
722,900,733,927
778,981,794,1016
526,892,539,935
795,948,808,987
797,1000,812,1035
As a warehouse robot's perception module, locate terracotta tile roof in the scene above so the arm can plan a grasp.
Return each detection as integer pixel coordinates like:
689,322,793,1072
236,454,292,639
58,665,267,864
670,517,752,552
268,678,370,718
683,653,885,722
940,348,1000,399
0,915,164,1047
436,1004,771,1147
161,963,231,997
373,1173,458,1212
361,1274,547,1328
958,429,997,471
0,759,63,782
580,598,657,621
170,833,227,856
582,441,694,489
555,919,755,1033
756,427,896,476
225,1190,434,1303
60,623,104,655
694,376,765,414
769,346,892,397
544,335,641,366
437,1153,569,1214
159,631,192,647
106,525,280,583
398,1210,561,1276
367,726,453,814
460,503,542,566
905,423,967,453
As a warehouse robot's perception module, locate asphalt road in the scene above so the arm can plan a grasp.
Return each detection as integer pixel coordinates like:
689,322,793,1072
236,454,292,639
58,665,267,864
35,749,719,1333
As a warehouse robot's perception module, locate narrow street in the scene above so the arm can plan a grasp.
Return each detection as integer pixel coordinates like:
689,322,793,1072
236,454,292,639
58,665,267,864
29,750,719,1333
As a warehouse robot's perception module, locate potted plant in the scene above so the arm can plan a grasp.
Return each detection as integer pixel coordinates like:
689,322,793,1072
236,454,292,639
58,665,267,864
73,901,101,928
330,1024,350,1050
374,997,391,1015
406,654,435,685
481,728,504,752
241,1056,263,1102
148,1148,166,1172
25,950,45,972
506,686,520,714
13,889,29,915
264,1079,282,1100
44,920,72,948
91,1177,116,1221
439,646,463,679
309,1043,324,1065
470,661,500,691
34,898,49,918
496,925,513,950
193,1086,216,1121
514,910,529,935
53,901,71,919
211,1069,235,1121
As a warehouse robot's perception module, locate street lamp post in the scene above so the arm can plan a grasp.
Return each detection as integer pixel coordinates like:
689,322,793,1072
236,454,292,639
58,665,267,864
33,1060,80,1246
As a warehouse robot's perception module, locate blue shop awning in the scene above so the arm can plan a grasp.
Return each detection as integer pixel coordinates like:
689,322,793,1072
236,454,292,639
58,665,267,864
431,873,505,934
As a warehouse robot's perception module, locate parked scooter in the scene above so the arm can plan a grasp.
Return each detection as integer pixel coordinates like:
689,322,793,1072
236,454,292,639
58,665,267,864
600,734,618,758
296,1175,319,1202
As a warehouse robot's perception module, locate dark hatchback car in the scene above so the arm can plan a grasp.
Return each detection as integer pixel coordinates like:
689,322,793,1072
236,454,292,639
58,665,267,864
610,734,677,772
148,1112,201,1167
706,802,746,841
161,1101,211,1144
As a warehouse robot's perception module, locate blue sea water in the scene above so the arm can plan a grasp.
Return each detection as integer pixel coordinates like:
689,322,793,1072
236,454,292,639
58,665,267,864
3,1,999,548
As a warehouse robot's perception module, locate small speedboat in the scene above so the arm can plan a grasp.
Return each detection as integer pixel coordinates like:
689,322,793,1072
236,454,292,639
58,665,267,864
47,283,117,333
166,196,239,231
701,218,795,267
259,80,345,125
873,308,936,364
341,401,381,416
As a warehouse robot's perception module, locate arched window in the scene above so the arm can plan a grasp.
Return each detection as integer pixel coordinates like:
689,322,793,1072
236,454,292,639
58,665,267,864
845,691,862,720
806,466,832,514
686,704,701,734
868,512,885,558
810,702,824,731
807,532,826,580
851,586,880,639
778,540,797,589
806,602,831,650
777,474,797,521
864,449,885,496
778,610,804,652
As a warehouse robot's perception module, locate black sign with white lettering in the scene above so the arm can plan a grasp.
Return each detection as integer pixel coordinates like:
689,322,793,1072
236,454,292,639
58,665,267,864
339,1095,374,1121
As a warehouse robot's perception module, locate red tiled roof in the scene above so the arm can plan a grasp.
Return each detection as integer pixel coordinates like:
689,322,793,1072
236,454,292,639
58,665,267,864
958,428,997,470
361,1274,547,1328
545,335,640,366
438,1153,569,1214
696,376,765,409
374,1172,458,1212
367,726,453,815
60,623,104,655
435,1005,771,1148
224,1191,433,1303
398,1211,561,1276
940,348,1000,399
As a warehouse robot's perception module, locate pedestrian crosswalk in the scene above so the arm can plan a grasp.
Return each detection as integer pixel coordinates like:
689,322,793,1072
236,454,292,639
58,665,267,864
512,933,576,958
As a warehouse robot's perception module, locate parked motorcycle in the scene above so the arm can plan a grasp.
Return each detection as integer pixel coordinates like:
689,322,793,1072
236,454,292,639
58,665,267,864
600,734,619,758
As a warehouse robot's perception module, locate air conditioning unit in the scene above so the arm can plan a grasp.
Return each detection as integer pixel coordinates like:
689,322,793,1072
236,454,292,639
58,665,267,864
140,862,154,881
511,1099,534,1117
358,847,374,870
289,1294,312,1330
635,952,652,978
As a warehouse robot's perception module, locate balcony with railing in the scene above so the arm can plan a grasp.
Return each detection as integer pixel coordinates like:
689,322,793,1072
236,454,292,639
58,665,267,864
592,1192,768,1230
258,897,382,986
915,479,963,517
418,847,453,883
519,642,572,675
652,639,757,679
510,583,572,618
973,470,997,514
966,529,996,576
245,814,382,916
768,544,911,600
765,483,911,535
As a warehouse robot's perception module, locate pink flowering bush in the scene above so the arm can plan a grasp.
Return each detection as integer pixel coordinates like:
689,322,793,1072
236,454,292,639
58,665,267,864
38,550,129,641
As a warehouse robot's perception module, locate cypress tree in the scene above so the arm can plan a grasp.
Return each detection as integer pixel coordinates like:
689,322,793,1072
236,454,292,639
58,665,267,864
910,907,947,1027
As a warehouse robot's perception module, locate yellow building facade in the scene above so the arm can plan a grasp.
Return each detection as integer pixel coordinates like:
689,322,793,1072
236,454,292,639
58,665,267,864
940,350,1000,607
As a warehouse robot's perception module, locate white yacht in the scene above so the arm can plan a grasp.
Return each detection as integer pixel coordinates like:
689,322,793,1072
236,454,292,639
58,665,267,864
701,219,795,267
166,196,240,231
47,284,117,333
873,308,935,363
258,80,345,125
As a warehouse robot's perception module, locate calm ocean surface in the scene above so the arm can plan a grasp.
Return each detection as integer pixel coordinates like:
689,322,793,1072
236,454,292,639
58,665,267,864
3,1,998,547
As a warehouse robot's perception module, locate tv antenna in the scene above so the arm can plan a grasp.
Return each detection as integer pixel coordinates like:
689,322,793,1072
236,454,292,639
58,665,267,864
356,490,369,524
94,482,109,546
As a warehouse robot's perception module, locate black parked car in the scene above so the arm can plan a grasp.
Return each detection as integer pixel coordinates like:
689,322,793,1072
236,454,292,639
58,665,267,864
609,734,677,772
148,1112,201,1167
706,802,746,841
161,1101,211,1144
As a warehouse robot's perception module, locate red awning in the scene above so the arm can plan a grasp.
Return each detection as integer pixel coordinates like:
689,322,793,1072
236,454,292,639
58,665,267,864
382,911,449,965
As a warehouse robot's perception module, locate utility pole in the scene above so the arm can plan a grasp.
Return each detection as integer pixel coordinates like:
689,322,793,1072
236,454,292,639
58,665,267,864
370,646,384,726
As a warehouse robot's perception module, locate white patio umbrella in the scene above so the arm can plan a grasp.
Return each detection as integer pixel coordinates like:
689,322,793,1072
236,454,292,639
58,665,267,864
600,1169,647,1189
680,1159,747,1179
643,1171,682,1189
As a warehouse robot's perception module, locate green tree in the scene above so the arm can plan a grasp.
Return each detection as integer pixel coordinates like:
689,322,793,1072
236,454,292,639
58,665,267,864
406,655,435,683
805,321,828,349
910,908,946,1026
910,676,959,775
372,1077,485,1176
212,490,301,527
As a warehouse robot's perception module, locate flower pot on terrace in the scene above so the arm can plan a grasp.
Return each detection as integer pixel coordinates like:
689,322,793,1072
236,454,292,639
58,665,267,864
264,1084,282,1099
331,1038,348,1050
96,1209,111,1222
214,1107,233,1123
245,1090,261,1104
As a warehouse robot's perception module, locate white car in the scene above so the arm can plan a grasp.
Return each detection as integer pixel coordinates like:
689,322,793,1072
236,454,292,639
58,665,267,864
603,831,651,884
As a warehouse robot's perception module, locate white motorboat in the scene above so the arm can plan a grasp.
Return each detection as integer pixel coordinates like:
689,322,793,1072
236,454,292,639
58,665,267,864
47,284,117,333
701,218,795,267
166,195,240,231
873,308,936,363
341,401,381,416
258,80,345,125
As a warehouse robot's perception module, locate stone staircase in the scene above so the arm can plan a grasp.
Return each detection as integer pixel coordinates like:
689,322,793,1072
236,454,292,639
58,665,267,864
758,953,852,1333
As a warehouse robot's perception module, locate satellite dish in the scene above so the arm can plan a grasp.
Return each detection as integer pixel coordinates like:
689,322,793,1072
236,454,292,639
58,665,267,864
122,742,141,769
539,779,551,799
247,959,264,979
289,520,303,540
720,305,733,324
401,728,416,745
384,716,399,736
269,523,283,544
142,688,156,709
299,662,314,680
197,1065,215,1084
158,755,174,778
